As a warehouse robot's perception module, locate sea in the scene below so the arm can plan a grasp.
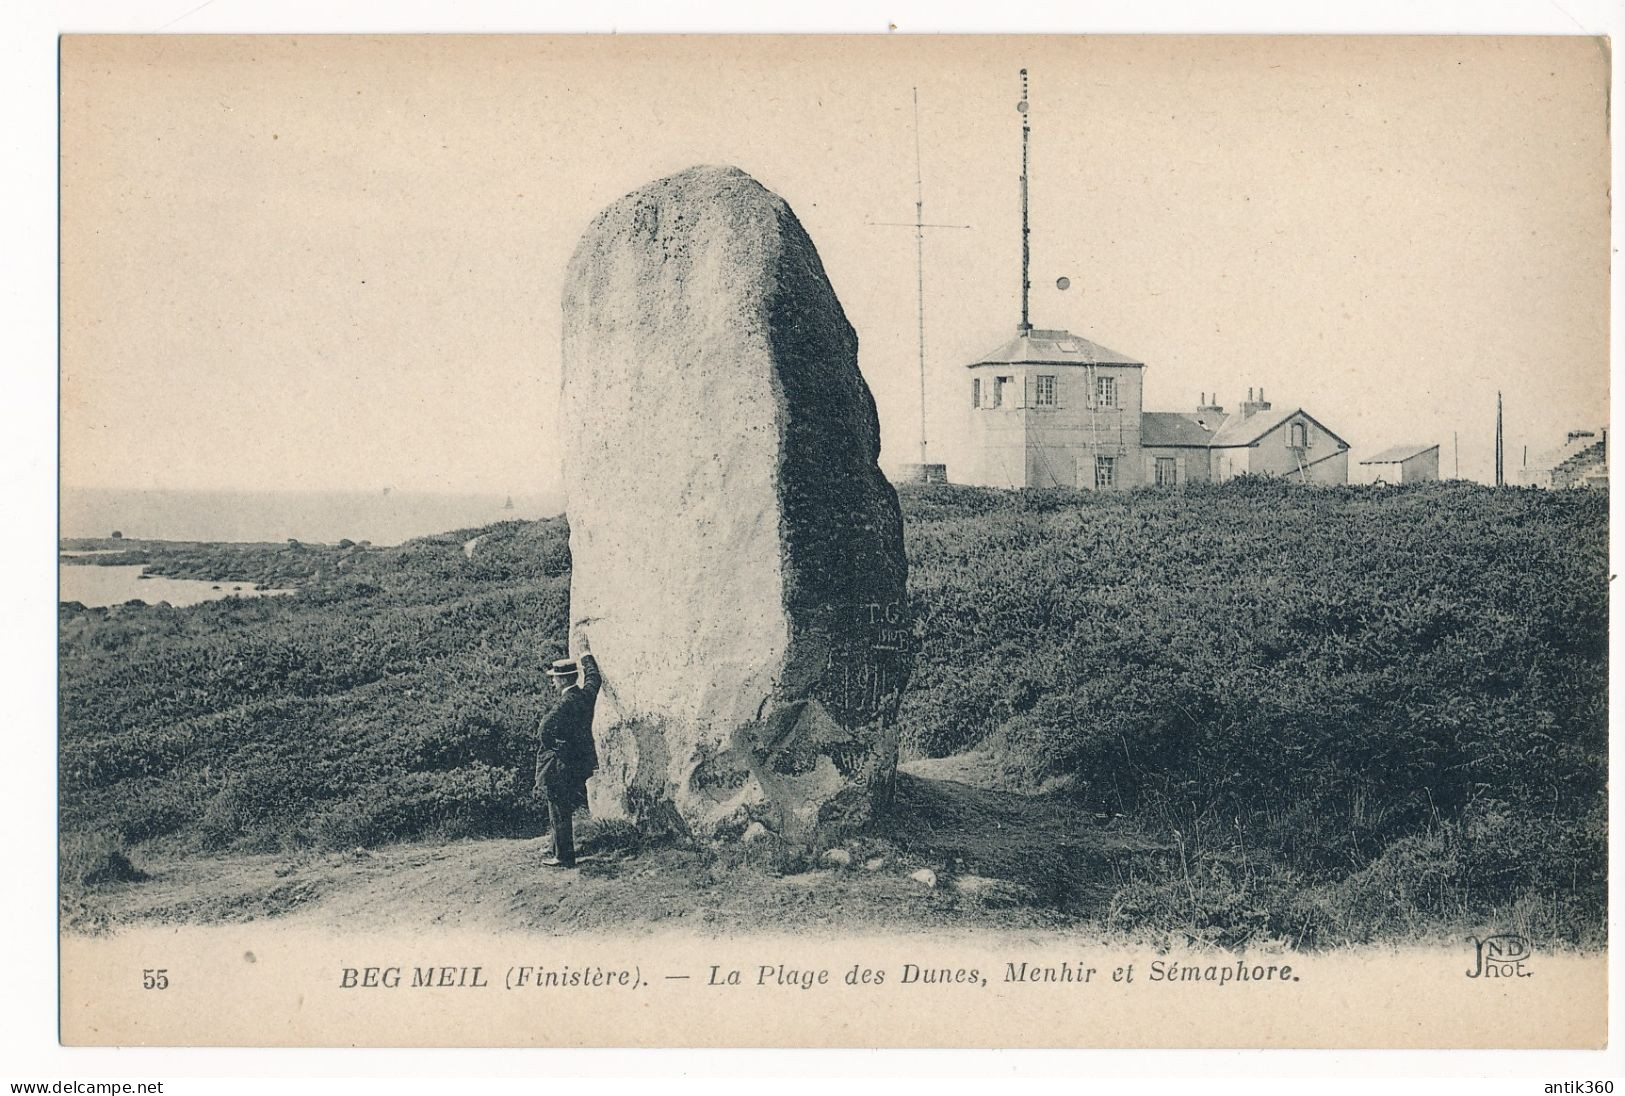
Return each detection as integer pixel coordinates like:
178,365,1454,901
58,487,567,607
58,560,295,609
59,487,566,548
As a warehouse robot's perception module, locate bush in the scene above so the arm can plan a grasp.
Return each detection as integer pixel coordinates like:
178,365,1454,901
60,831,148,888
895,480,1607,940
60,516,573,852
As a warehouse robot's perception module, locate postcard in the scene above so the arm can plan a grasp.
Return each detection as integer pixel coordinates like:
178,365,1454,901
57,34,1609,1048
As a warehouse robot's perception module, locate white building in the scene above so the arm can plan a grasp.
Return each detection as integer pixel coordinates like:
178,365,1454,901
1359,444,1441,485
962,326,1351,489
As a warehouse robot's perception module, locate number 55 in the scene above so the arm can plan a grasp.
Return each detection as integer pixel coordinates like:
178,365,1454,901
142,969,168,990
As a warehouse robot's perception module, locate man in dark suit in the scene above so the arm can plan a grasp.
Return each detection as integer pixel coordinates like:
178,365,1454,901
535,639,601,869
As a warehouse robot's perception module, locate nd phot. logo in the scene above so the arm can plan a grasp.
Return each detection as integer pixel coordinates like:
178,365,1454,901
1466,933,1533,979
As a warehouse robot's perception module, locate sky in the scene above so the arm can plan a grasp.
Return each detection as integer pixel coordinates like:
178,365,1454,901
59,35,1609,493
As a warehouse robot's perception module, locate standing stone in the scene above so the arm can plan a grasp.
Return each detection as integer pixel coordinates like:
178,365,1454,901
559,165,912,846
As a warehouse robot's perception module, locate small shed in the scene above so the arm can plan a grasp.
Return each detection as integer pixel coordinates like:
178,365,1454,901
1360,443,1440,485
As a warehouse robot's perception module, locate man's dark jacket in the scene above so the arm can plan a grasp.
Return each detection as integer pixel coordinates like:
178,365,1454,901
535,653,601,811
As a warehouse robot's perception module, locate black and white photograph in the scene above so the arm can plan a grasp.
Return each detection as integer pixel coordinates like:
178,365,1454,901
46,30,1610,1054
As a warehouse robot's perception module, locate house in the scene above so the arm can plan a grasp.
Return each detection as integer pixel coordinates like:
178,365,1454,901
1359,444,1441,485
963,326,1350,489
1516,429,1608,489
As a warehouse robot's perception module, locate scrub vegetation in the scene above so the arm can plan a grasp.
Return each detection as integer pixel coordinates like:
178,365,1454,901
59,480,1607,946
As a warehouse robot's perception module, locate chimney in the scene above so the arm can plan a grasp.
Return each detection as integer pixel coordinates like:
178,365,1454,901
1196,391,1225,415
1240,385,1272,418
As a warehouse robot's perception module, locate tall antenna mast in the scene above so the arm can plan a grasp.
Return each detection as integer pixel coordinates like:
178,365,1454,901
865,91,971,481
913,88,928,467
1018,68,1032,335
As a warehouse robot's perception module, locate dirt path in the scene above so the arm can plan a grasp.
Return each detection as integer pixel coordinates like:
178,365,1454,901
65,764,1164,936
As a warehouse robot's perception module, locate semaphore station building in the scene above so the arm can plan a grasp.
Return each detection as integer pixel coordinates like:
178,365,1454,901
962,326,1351,490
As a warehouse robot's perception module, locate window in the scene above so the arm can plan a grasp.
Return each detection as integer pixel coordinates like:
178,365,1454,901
1035,375,1057,407
1289,421,1308,449
1096,375,1118,408
1095,456,1116,488
972,378,981,408
992,376,1011,408
1156,457,1177,486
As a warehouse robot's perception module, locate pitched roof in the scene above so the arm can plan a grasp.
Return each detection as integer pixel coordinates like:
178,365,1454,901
1359,443,1440,465
1140,411,1219,447
967,327,1142,367
1208,406,1350,450
1208,406,1291,447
